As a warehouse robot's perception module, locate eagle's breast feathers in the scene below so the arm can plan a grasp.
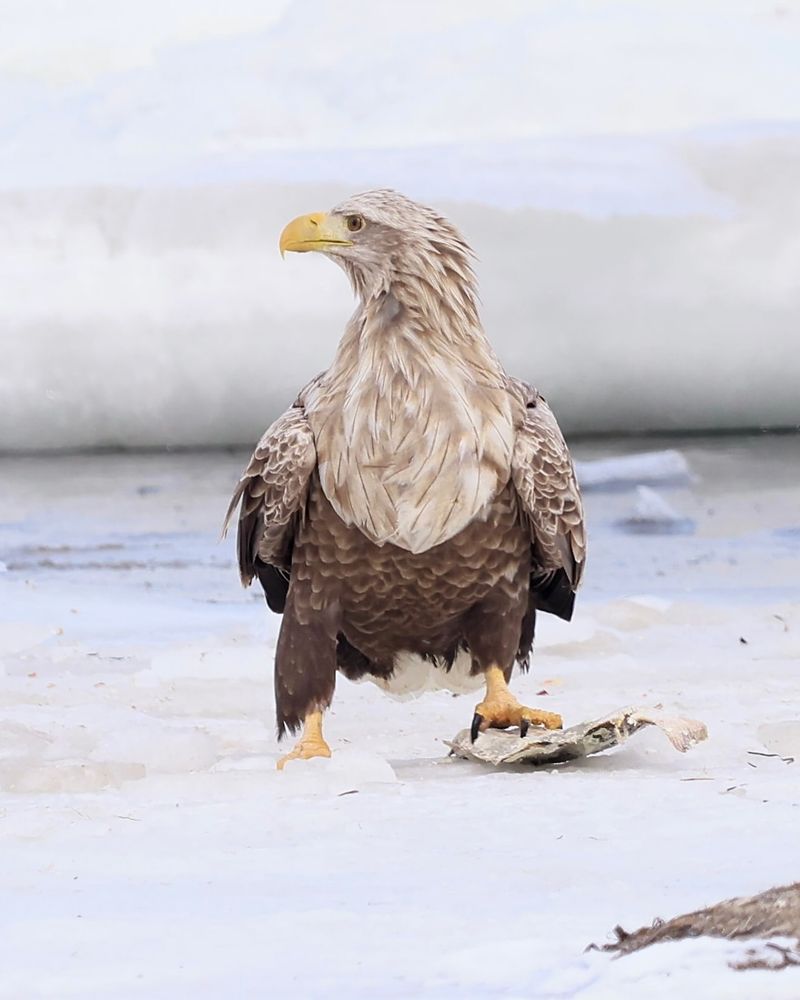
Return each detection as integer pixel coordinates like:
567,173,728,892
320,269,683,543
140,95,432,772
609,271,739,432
304,342,519,553
227,374,584,614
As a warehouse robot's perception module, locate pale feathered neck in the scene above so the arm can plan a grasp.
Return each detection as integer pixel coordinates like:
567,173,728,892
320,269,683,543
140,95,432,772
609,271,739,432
334,236,502,374
305,206,518,552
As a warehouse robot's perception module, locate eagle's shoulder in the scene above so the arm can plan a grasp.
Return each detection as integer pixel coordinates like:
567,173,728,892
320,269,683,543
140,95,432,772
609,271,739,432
507,375,539,410
293,370,327,408
509,378,586,613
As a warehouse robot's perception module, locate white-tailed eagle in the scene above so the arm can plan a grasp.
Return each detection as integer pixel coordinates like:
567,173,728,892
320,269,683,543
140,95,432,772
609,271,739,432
226,190,585,768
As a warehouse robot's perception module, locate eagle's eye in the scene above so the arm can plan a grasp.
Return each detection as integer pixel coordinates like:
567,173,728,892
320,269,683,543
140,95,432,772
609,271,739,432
345,214,364,233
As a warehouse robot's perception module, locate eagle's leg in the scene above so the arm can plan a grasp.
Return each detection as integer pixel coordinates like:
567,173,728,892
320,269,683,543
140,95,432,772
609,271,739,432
276,710,331,770
471,665,562,742
273,586,338,769
466,590,562,741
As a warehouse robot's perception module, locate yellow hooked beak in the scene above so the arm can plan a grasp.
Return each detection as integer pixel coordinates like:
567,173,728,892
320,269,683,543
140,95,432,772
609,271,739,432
279,212,353,256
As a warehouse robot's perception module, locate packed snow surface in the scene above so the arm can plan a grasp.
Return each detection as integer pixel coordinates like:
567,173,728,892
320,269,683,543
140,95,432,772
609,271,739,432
1,434,799,997
2,0,800,447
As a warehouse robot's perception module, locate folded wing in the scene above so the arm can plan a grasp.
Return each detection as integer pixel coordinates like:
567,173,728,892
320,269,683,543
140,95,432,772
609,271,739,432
510,379,586,621
224,404,317,612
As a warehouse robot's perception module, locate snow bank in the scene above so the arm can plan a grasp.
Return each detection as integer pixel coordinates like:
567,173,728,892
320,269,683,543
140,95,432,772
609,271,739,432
2,150,799,451
1,0,799,449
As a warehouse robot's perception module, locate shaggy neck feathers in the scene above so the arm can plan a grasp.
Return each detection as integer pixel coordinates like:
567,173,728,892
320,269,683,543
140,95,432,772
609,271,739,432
350,228,478,312
305,219,518,553
333,237,503,389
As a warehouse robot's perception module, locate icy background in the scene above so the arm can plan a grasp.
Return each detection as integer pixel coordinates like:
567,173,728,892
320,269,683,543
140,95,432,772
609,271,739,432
2,0,800,448
1,440,799,997
3,4,800,997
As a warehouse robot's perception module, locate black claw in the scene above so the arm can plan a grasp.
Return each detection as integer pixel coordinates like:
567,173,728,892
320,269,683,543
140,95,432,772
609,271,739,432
520,718,530,739
470,713,484,743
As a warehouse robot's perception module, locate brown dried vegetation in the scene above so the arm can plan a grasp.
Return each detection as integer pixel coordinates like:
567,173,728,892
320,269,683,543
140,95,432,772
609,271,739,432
591,883,800,971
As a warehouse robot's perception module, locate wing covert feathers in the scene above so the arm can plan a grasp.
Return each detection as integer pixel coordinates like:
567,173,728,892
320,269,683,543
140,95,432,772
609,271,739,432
510,379,586,602
224,405,317,587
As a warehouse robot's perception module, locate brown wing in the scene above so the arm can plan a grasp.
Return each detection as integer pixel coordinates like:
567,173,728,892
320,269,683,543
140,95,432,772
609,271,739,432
510,379,586,621
224,403,317,611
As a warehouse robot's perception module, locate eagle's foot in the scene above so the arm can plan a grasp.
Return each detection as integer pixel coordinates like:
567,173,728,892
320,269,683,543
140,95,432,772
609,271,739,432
471,665,562,742
276,737,331,770
276,710,332,770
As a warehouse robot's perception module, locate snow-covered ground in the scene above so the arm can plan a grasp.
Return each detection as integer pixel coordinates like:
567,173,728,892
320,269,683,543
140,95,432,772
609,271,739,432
2,0,800,447
1,436,799,998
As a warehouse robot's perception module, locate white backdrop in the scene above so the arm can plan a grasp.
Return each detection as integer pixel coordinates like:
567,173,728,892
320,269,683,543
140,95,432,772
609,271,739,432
1,0,799,448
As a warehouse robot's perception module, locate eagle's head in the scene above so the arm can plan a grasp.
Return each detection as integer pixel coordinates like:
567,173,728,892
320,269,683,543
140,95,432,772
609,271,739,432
279,189,476,306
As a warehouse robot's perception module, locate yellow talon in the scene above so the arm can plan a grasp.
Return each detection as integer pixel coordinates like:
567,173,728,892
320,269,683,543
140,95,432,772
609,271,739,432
472,665,562,740
277,710,332,770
